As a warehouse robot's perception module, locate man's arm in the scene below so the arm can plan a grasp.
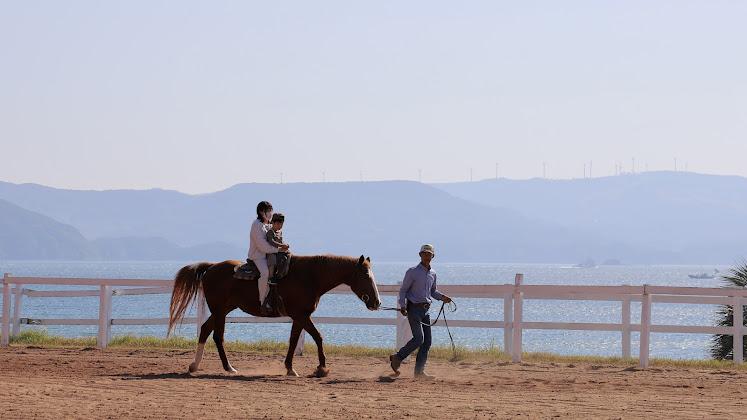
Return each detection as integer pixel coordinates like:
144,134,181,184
398,270,413,312
431,274,451,303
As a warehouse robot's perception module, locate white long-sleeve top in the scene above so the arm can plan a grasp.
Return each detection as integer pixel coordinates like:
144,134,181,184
247,218,279,260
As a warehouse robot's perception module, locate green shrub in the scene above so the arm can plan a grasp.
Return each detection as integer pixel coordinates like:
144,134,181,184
711,262,747,360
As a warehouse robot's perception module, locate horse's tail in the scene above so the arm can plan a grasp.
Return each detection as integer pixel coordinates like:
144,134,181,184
168,262,213,336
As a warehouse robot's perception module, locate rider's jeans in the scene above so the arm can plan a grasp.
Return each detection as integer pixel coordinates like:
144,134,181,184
251,256,270,303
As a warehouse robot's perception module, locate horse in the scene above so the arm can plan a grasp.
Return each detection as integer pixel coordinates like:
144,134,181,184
168,255,381,377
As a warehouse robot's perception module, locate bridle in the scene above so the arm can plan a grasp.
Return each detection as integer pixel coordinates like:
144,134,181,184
354,266,376,307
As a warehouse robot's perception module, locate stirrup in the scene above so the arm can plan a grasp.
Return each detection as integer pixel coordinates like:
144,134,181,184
260,299,274,315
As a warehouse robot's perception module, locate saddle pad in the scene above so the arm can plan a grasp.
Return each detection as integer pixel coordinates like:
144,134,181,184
234,260,260,281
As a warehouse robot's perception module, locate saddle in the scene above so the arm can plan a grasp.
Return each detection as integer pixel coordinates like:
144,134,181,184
233,255,291,317
234,260,260,281
233,253,291,281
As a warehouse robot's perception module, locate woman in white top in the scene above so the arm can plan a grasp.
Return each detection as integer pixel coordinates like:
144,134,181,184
249,201,290,313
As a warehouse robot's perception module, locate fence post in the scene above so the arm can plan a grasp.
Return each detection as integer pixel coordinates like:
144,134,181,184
396,311,410,349
621,296,631,358
733,296,743,364
503,294,513,355
1,274,10,346
395,281,411,349
639,285,652,368
97,285,112,349
511,273,524,363
195,289,206,339
12,287,24,337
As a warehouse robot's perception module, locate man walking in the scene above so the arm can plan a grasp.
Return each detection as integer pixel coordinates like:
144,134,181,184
389,244,452,379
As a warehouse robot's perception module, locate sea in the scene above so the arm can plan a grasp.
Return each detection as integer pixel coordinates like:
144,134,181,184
0,261,733,360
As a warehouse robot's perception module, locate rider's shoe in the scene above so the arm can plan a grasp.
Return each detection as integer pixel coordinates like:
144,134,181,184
260,295,275,316
259,304,274,317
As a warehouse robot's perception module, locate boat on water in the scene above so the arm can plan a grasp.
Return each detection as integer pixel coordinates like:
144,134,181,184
574,258,597,268
688,271,718,280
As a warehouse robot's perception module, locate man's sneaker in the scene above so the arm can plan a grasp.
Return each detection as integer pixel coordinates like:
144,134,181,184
414,372,436,380
389,354,402,374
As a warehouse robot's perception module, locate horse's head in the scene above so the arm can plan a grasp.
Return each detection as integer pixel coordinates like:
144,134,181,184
349,255,381,311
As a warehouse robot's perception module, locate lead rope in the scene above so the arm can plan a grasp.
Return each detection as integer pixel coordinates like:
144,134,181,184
381,300,458,359
422,301,457,358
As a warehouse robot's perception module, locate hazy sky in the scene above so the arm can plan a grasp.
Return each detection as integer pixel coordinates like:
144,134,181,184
1,1,746,193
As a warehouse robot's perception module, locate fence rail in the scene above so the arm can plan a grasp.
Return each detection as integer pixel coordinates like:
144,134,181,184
2,273,745,367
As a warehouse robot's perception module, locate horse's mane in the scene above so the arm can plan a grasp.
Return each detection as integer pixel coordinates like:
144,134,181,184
292,254,370,270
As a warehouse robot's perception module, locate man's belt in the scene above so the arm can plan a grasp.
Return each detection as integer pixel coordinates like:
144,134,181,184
407,301,431,310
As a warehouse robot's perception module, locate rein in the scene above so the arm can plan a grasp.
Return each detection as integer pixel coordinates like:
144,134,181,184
380,301,458,358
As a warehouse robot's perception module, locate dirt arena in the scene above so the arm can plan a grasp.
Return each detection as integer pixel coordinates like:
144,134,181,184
1,346,746,419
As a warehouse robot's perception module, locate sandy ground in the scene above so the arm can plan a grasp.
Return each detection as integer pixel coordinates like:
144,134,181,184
1,346,746,419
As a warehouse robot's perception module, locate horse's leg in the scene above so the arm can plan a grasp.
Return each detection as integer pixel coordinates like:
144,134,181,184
213,312,237,373
284,320,304,377
189,314,215,373
303,318,329,378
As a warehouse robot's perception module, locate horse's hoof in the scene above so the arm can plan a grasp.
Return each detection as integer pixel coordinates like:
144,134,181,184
313,366,329,378
188,363,199,373
226,366,238,374
287,369,299,377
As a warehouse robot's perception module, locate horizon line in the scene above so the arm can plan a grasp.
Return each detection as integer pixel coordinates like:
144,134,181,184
1,170,743,196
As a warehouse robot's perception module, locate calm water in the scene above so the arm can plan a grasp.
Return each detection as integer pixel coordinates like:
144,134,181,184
0,261,732,360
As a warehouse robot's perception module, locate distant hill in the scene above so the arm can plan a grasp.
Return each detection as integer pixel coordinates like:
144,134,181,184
0,198,240,260
90,237,242,261
0,180,655,263
0,183,197,241
0,198,93,259
434,172,747,264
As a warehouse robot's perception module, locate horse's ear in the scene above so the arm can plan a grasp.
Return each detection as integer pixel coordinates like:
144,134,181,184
366,256,371,263
357,255,365,266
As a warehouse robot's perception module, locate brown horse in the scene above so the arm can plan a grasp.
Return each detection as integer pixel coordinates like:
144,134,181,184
168,255,380,377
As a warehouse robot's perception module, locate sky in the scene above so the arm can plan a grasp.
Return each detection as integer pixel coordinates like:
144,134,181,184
1,1,746,193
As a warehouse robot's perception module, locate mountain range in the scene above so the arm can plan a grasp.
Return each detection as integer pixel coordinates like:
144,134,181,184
0,172,744,263
436,172,747,264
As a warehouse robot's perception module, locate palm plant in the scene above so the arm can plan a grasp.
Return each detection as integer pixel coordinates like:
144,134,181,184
710,262,747,360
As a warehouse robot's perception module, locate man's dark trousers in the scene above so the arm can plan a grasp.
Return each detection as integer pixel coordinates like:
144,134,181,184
395,304,432,373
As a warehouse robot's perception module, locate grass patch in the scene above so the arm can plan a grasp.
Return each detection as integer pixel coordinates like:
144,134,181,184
9,330,747,370
523,351,633,365
10,330,96,347
109,335,197,349
649,358,747,369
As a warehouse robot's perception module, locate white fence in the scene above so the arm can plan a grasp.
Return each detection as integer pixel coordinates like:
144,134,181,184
2,272,746,367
